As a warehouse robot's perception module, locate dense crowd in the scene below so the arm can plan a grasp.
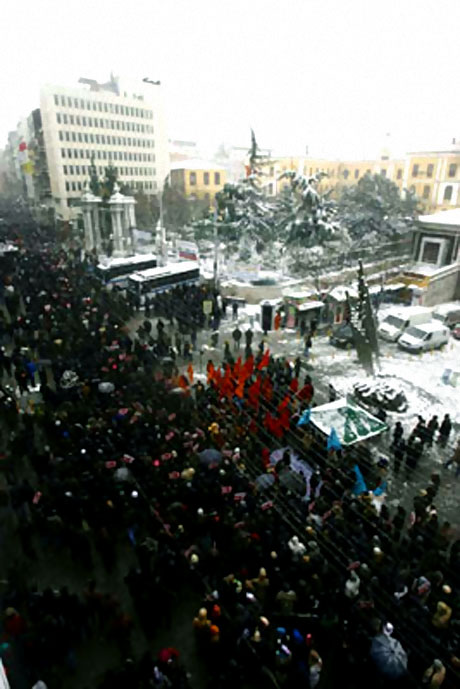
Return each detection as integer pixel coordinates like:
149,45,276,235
0,227,459,689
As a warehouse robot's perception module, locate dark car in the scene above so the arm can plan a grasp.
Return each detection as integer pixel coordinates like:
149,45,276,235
452,323,460,340
329,322,354,348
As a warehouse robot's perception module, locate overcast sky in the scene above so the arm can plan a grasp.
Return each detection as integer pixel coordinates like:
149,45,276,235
2,0,459,159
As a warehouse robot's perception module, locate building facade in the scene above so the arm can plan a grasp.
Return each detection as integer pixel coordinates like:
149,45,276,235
38,74,169,220
170,159,226,206
261,141,460,214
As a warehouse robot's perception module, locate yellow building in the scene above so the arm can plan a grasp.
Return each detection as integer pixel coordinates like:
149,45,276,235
261,141,460,213
170,159,226,206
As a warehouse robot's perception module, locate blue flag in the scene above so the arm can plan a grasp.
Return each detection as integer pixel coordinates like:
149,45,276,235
297,408,311,427
352,464,368,495
327,427,342,451
373,481,387,497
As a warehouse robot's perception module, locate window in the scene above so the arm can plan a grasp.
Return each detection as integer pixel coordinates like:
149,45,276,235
214,172,221,185
412,164,419,177
56,113,61,124
84,133,88,143
422,241,441,264
74,98,79,108
342,169,349,179
54,95,59,105
75,165,80,175
63,165,68,174
80,99,85,109
67,97,72,107
67,148,72,158
71,132,76,141
354,169,359,179
78,133,83,142
69,115,74,125
381,169,387,177
443,185,453,201
69,165,74,174
65,132,70,141
427,164,434,178
448,163,457,177
62,114,68,124
189,172,197,185
89,134,94,143
58,131,63,141
65,181,70,191
423,185,430,199
61,148,66,157
72,182,76,191
397,169,402,179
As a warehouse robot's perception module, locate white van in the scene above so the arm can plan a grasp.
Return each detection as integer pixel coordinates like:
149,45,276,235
432,302,460,329
378,306,432,342
398,321,450,353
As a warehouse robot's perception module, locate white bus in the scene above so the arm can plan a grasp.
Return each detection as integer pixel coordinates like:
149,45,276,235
127,261,200,303
96,253,157,286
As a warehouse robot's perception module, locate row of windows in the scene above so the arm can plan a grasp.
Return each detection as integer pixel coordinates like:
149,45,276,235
58,130,154,147
412,163,456,178
65,180,156,193
54,94,152,119
61,148,155,162
408,184,453,201
56,112,153,133
63,164,156,177
189,171,221,185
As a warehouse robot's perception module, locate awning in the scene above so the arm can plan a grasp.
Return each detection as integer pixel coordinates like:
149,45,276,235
310,398,387,446
297,300,324,312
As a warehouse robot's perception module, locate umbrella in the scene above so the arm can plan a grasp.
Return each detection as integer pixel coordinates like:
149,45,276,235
98,382,115,393
199,449,223,466
370,634,407,679
279,469,306,495
255,473,276,491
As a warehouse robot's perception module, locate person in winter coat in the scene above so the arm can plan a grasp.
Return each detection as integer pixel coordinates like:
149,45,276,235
427,416,439,446
392,421,404,447
438,414,452,448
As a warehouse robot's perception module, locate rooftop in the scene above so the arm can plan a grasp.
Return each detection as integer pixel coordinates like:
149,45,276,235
170,158,226,172
418,208,460,227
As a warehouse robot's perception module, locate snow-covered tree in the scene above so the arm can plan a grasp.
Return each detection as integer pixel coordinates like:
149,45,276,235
337,172,420,246
274,171,351,277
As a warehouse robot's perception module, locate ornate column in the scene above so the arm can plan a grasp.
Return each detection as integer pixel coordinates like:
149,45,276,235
109,184,128,257
80,188,97,252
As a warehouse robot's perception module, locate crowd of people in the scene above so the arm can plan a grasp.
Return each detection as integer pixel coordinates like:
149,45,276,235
0,226,459,689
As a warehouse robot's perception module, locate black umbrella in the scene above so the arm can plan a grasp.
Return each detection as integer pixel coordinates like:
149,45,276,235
279,469,306,495
370,634,408,679
199,449,223,466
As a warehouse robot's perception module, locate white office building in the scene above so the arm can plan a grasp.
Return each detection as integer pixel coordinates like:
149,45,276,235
40,74,169,220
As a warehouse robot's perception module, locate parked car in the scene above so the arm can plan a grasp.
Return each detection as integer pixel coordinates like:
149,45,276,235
452,323,460,340
398,321,450,353
330,322,354,348
432,303,460,329
378,306,432,342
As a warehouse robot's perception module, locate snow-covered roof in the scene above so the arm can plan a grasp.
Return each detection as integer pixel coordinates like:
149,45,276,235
418,208,460,227
170,158,226,171
298,300,324,312
327,285,358,301
283,290,315,300
97,253,157,270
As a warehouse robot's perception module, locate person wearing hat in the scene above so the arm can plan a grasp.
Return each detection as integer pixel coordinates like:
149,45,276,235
431,601,452,630
422,659,446,688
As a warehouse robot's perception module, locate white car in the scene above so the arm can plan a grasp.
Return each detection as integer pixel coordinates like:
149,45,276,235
398,321,450,353
378,306,432,342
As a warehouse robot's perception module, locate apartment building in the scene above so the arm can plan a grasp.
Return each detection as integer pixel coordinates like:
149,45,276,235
38,74,169,220
170,159,226,206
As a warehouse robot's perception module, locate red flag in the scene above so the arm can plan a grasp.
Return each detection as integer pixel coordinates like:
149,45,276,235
257,349,270,370
187,364,194,383
207,362,215,384
233,356,242,380
178,375,189,389
235,378,245,398
261,377,273,402
279,408,290,431
289,378,299,393
278,394,290,414
243,355,254,377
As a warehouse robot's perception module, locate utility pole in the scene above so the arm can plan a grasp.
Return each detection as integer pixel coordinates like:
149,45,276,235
213,206,219,290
